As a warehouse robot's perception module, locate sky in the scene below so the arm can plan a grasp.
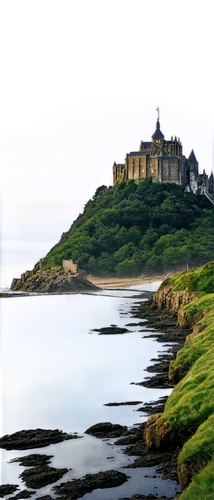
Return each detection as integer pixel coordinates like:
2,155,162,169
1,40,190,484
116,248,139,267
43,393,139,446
0,100,214,287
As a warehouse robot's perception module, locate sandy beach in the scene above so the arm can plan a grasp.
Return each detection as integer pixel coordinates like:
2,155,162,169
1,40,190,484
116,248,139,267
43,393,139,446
87,275,165,288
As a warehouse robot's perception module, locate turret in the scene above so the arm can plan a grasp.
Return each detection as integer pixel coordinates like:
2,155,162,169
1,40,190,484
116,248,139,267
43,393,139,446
188,150,198,176
187,150,199,193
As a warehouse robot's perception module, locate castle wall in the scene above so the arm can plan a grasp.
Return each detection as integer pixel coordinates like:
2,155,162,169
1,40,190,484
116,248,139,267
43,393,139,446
147,157,159,182
139,156,147,179
62,260,77,274
161,159,179,184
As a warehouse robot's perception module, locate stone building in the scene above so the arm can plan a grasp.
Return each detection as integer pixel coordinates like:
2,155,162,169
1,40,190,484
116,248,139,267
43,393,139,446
62,259,78,274
113,110,214,200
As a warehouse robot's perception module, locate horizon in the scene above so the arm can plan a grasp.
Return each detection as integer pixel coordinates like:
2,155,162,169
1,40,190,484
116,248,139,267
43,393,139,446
1,100,214,287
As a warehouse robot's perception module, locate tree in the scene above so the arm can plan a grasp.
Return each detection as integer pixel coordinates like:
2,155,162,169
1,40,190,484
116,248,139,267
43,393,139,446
92,185,108,200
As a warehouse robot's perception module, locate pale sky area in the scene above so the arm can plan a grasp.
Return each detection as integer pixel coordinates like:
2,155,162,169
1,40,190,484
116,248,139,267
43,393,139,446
1,101,214,287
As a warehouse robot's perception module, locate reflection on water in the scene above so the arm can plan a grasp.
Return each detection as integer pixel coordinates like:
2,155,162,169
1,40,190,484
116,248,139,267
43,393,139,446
0,283,176,496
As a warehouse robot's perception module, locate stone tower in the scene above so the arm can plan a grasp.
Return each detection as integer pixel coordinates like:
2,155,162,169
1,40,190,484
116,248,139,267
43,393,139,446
187,150,199,194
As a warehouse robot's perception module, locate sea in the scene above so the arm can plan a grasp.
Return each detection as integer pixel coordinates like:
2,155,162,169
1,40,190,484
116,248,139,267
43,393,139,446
0,283,181,499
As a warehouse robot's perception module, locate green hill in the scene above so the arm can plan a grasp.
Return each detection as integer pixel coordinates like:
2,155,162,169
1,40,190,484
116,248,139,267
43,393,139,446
40,179,214,275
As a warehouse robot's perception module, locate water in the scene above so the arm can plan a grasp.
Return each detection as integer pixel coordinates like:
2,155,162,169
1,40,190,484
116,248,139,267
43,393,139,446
0,284,180,498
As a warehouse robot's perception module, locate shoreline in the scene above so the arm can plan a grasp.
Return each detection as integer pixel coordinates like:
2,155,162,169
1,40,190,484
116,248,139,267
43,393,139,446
0,275,164,298
87,275,165,289
1,284,182,499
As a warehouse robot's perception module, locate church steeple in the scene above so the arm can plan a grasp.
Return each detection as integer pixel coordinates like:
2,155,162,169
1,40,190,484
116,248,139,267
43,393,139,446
152,107,164,139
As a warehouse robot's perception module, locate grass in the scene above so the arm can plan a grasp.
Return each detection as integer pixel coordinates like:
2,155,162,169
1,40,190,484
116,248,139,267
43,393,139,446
164,346,214,428
160,261,214,293
178,414,214,488
183,294,214,321
171,297,214,372
153,262,214,498
178,460,214,500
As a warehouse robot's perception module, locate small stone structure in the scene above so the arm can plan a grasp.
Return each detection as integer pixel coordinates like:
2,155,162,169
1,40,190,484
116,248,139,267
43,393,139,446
62,259,78,275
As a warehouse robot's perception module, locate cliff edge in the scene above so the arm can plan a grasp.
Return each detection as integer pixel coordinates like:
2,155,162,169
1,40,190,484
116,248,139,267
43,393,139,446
145,262,214,499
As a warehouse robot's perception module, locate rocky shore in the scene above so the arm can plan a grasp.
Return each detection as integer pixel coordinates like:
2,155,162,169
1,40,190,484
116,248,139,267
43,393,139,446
2,263,213,499
0,291,183,500
80,265,214,499
10,268,98,293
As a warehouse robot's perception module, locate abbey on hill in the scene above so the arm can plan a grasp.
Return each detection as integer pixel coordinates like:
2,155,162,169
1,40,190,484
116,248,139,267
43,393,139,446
113,109,214,199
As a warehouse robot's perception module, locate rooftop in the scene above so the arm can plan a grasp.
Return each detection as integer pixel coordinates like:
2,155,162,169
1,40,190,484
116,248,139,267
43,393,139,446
152,127,164,138
188,149,198,162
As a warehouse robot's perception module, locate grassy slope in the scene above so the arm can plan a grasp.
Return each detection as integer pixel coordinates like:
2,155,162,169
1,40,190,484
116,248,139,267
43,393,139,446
178,414,214,489
164,346,214,431
146,263,214,498
171,297,214,372
178,460,214,500
160,261,214,293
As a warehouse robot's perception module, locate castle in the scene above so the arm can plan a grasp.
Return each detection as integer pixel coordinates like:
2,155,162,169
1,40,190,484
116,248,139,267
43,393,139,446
113,109,214,202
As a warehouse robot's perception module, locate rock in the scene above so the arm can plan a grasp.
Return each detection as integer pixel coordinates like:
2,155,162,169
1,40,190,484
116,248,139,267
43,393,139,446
37,495,53,500
168,360,189,383
20,465,68,489
154,285,199,318
133,374,174,389
0,484,19,497
10,453,53,466
92,326,130,335
178,460,198,490
36,496,53,500
114,435,139,446
145,361,170,373
0,428,77,450
85,422,127,438
114,424,145,446
136,396,168,416
53,470,128,498
10,269,98,293
104,401,142,406
144,414,182,451
125,322,139,326
125,440,148,458
9,490,36,499
119,496,172,500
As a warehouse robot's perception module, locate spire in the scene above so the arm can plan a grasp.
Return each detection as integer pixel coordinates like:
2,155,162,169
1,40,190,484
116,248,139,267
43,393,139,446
188,149,198,162
152,107,164,138
156,106,160,128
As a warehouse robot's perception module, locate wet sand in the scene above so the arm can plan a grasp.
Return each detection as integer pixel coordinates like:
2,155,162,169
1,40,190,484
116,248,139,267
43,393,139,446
87,275,165,289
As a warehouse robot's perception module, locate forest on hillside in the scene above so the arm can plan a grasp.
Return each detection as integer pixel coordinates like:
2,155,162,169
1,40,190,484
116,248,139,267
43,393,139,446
40,179,214,276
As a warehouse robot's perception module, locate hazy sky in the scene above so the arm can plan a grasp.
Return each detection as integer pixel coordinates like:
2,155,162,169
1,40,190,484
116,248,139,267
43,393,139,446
1,101,214,286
